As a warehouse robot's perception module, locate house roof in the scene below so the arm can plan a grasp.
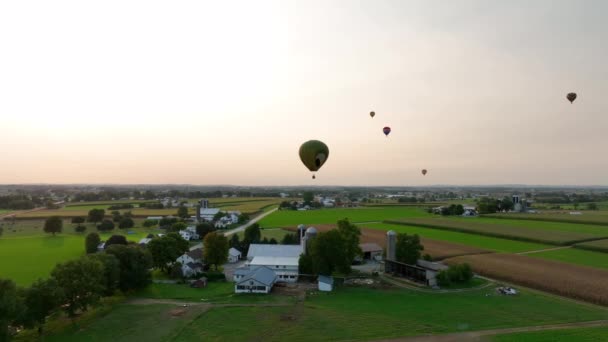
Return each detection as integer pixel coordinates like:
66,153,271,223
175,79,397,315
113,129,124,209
247,244,303,259
318,275,334,285
360,243,383,253
234,265,262,276
187,248,203,260
237,266,277,287
185,262,204,270
138,238,152,244
200,208,220,216
250,256,299,267
229,247,241,257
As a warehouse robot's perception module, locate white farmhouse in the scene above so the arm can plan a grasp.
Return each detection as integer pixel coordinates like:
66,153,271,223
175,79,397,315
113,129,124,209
176,248,203,266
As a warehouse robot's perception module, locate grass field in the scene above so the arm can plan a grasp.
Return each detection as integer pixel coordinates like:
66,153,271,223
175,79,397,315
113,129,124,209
365,223,549,253
528,248,608,270
259,207,429,228
492,326,608,341
42,286,608,341
0,219,161,285
445,253,608,306
237,228,290,242
575,239,608,253
485,211,608,226
389,217,608,245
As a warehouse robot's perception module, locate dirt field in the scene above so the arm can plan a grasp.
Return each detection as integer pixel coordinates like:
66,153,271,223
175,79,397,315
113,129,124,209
286,224,491,260
444,253,608,306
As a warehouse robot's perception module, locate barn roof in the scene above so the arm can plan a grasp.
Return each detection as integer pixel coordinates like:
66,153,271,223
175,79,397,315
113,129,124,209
237,266,277,287
360,243,383,253
229,247,241,257
247,244,303,259
250,256,299,267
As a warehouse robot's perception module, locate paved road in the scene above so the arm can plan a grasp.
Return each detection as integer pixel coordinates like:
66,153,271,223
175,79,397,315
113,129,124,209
189,208,278,251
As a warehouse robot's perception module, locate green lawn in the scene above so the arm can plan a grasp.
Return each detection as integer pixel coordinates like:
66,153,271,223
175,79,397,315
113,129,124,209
173,287,608,341
366,223,549,253
0,235,84,286
237,228,290,242
528,248,608,270
474,217,608,237
259,207,429,228
492,326,608,342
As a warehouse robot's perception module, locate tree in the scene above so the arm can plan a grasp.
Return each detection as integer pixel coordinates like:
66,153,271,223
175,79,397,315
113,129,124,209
143,219,159,228
203,232,229,270
170,222,187,233
281,233,297,245
573,202,580,210
71,217,85,224
105,235,128,247
170,262,184,280
0,278,21,341
111,211,122,223
17,278,64,335
85,232,101,254
309,230,350,275
74,224,86,233
336,218,362,263
437,263,474,286
97,219,115,232
147,234,189,273
51,257,105,317
105,245,152,292
244,223,261,244
269,238,278,245
303,191,314,205
159,217,178,228
298,253,313,275
177,206,189,219
395,233,424,264
196,222,215,240
44,216,63,236
213,211,226,222
238,213,250,224
500,197,514,212
229,234,240,249
477,197,499,214
86,254,121,296
118,217,135,229
587,203,598,210
87,209,105,224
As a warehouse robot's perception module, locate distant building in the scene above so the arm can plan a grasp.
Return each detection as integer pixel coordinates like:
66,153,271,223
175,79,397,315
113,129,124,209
228,248,242,263
138,238,152,245
198,208,221,222
318,275,334,292
359,243,383,260
177,248,203,266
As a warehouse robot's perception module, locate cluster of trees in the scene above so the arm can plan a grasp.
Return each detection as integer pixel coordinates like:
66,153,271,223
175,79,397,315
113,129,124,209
140,202,164,209
147,233,189,274
397,197,426,203
107,203,134,210
0,195,43,210
111,211,134,229
476,197,515,214
395,233,424,264
299,219,361,276
436,263,473,286
0,244,152,340
203,232,229,270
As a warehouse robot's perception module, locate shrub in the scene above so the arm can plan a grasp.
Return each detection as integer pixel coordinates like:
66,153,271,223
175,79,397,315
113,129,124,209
437,263,473,286
75,225,87,233
71,217,86,224
97,220,115,232
143,219,158,228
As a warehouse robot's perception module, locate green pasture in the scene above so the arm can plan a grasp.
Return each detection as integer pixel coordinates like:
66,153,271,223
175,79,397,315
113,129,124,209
237,228,291,242
366,223,549,253
259,207,429,228
575,239,608,253
528,248,608,270
492,326,608,342
485,210,608,226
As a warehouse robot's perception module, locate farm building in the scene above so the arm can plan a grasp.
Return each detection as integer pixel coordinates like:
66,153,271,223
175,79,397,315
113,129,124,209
246,244,303,261
177,248,203,266
190,277,208,288
235,266,277,294
197,208,220,222
318,275,334,292
138,238,152,245
249,256,299,282
228,247,242,263
182,262,204,277
384,230,441,287
360,243,383,260
97,242,105,252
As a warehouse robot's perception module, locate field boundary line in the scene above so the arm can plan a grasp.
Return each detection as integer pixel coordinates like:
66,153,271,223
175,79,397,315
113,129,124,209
517,246,572,255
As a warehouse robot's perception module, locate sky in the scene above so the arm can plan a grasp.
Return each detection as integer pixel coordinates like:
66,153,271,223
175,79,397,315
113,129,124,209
1,0,607,186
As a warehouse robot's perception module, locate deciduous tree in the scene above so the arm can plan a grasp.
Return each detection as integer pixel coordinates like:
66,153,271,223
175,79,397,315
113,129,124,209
51,257,105,317
203,232,229,271
43,216,63,236
105,245,152,291
85,232,101,254
395,233,424,265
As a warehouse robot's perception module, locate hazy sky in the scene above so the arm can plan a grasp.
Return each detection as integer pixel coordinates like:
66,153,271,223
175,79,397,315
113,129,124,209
1,0,607,186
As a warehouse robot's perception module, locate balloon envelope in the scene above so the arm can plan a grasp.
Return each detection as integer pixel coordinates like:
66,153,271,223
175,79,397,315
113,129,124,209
567,92,577,103
383,126,391,136
370,111,375,118
422,169,427,176
299,140,329,172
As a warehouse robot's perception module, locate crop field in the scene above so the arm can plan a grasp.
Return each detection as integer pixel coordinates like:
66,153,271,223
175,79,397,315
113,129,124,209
365,223,549,253
237,228,291,242
288,224,492,260
388,217,608,245
444,253,608,305
259,207,429,228
492,326,608,342
41,286,608,341
527,248,608,270
484,211,608,226
575,239,608,253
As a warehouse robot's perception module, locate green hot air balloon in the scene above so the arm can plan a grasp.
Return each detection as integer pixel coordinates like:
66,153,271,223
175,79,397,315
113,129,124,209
299,140,329,179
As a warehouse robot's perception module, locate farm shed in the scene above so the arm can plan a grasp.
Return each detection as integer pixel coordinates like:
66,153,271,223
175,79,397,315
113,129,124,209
190,277,208,288
249,256,299,282
318,275,334,292
228,247,242,263
235,266,277,294
360,243,383,260
385,259,439,287
247,244,303,260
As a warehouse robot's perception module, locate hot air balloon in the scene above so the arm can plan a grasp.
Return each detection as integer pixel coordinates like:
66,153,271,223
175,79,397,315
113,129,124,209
567,93,577,103
383,126,391,136
299,140,329,179
421,169,427,176
370,111,375,118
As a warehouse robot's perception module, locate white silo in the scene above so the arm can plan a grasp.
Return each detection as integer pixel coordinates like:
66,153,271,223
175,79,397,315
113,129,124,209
386,230,397,261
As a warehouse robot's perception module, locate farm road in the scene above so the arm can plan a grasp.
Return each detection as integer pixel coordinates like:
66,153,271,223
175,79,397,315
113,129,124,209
517,246,572,255
375,320,608,342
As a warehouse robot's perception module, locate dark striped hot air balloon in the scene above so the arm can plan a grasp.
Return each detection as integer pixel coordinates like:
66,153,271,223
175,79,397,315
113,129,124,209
383,126,391,136
567,92,577,103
